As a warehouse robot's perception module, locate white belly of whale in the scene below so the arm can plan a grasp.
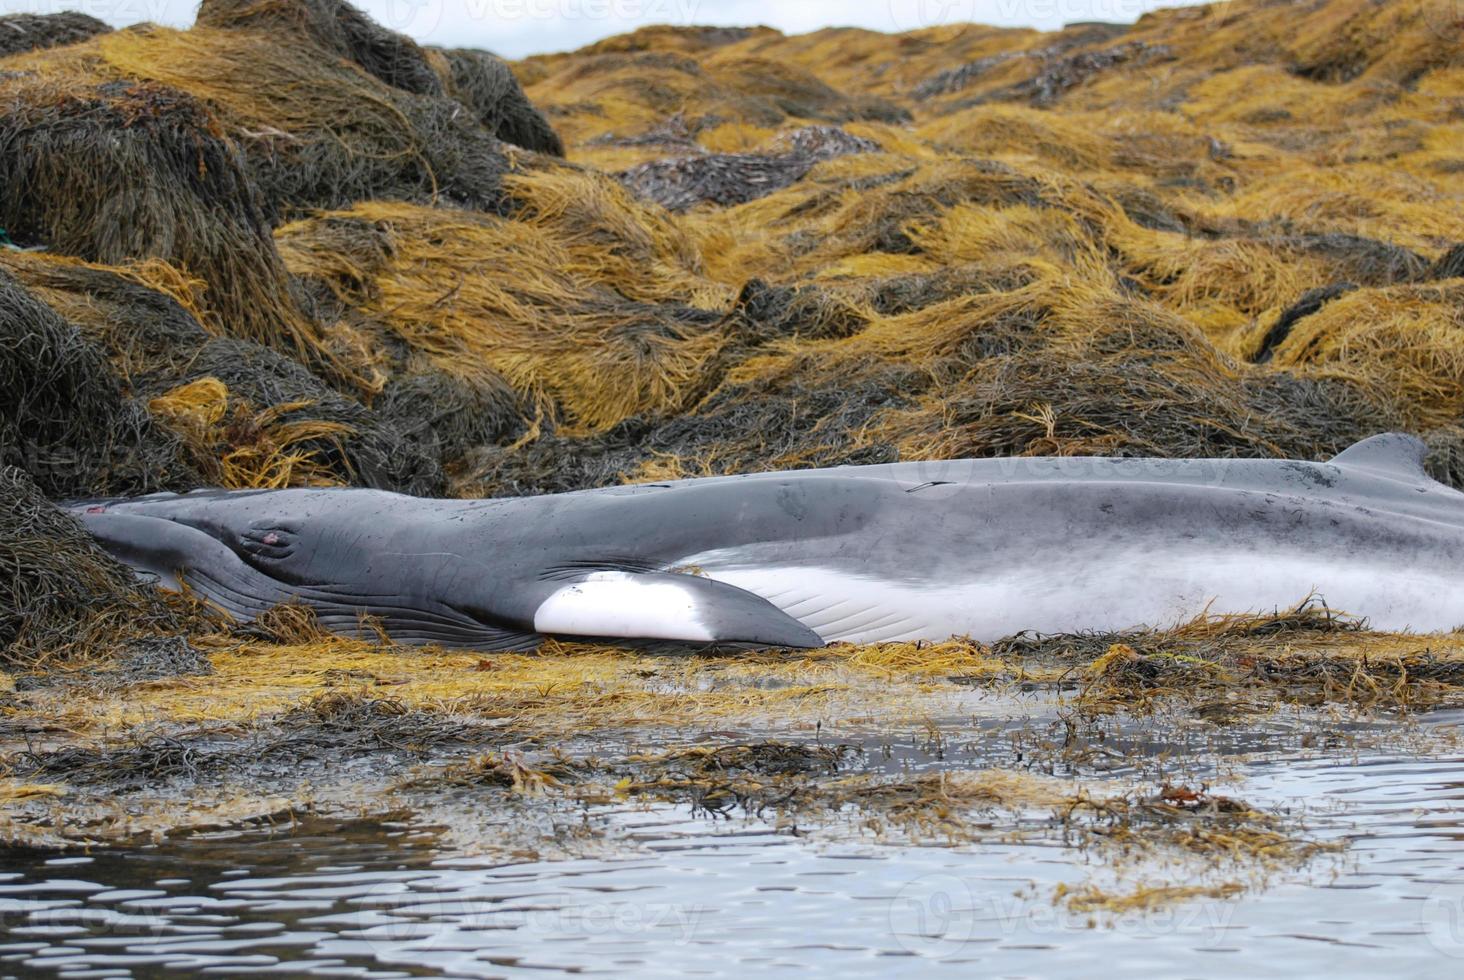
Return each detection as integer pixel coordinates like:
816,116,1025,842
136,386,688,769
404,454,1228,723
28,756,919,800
690,551,1464,643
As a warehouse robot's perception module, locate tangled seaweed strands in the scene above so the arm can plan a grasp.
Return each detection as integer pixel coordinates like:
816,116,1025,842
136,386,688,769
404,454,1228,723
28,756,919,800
460,349,919,496
989,600,1464,714
957,41,1178,109
148,377,360,491
429,46,564,156
2,608,1459,851
603,741,1331,875
146,338,447,495
196,0,446,97
909,21,1134,99
8,734,212,792
258,692,504,760
0,12,111,58
0,467,193,671
871,315,1393,464
275,196,732,434
375,370,529,464
0,71,328,364
0,252,215,383
90,24,511,216
620,152,831,212
699,53,911,125
5,690,506,794
0,266,198,498
462,273,1390,496
524,40,908,146
0,250,452,497
1257,279,1464,433
587,112,703,152
6,636,217,700
89,636,216,688
618,125,881,211
616,742,858,818
1251,282,1360,364
397,749,594,794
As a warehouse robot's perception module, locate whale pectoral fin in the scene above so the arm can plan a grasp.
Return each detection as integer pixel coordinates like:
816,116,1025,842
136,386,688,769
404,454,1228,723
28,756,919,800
1330,433,1429,482
531,571,825,648
313,602,545,652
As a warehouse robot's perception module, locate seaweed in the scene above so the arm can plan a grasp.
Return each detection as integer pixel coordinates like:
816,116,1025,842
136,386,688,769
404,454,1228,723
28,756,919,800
263,691,504,760
0,466,188,670
0,254,213,383
151,337,446,495
0,267,197,497
0,72,324,356
0,12,110,58
1429,242,1464,281
618,125,879,211
91,24,509,216
197,0,446,96
431,46,564,155
376,370,528,463
1252,282,1358,363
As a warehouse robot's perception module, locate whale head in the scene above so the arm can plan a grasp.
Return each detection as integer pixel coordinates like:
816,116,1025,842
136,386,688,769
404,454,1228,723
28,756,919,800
69,488,825,651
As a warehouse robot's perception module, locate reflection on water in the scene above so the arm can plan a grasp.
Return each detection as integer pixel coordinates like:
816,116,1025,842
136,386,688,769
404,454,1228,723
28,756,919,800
2,729,1462,977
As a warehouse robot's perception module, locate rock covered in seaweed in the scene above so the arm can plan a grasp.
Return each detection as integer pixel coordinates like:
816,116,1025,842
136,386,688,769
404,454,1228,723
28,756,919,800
0,11,110,58
0,465,189,668
196,0,446,96
0,266,198,499
430,46,564,156
617,125,880,211
0,73,321,359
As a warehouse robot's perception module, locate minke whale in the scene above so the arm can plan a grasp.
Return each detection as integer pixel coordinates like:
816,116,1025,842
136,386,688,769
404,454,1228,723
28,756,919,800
67,433,1464,650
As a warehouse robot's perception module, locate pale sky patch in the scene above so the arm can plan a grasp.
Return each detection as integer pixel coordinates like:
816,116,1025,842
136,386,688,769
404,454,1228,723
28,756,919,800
6,0,1210,58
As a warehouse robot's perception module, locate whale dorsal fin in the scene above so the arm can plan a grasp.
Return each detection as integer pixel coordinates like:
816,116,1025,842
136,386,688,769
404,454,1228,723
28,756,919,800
1329,433,1429,481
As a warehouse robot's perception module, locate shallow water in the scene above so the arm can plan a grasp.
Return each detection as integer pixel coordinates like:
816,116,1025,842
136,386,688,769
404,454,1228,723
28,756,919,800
3,705,1463,979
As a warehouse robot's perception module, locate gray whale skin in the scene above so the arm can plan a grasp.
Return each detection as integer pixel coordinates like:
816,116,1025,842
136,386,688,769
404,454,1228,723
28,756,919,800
69,433,1464,650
